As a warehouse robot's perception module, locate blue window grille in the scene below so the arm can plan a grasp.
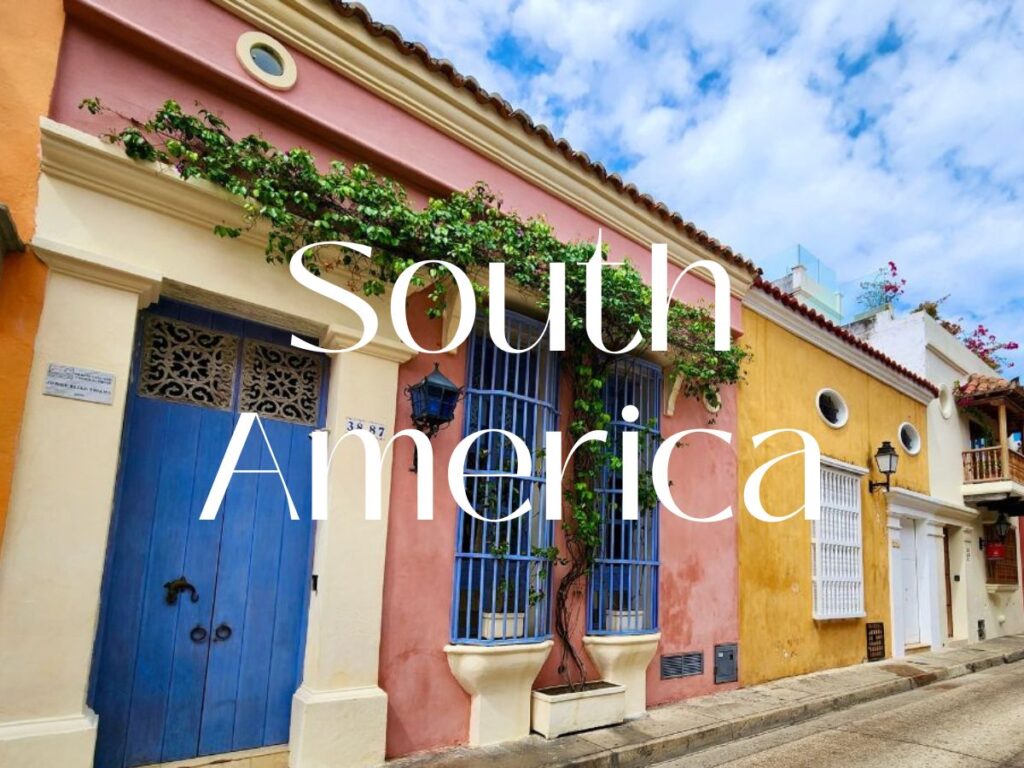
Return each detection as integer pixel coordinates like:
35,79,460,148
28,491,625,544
588,357,661,635
451,313,560,644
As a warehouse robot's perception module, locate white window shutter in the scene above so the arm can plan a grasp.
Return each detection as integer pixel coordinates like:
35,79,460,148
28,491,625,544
812,465,864,619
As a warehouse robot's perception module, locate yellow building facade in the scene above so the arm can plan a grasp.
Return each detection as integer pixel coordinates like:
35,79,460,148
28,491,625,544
738,285,935,685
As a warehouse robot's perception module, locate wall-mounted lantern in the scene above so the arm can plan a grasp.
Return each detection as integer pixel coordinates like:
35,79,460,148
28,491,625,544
981,512,1013,560
405,363,464,471
868,441,899,493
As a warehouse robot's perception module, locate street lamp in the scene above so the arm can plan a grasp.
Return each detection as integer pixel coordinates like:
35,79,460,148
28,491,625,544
405,363,464,471
869,441,899,493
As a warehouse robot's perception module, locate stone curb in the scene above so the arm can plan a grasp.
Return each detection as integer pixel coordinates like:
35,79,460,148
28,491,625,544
559,649,1024,768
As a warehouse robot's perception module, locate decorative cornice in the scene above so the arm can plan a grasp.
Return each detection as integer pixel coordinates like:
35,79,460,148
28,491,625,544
207,0,756,297
39,117,269,250
31,236,162,308
320,324,416,364
745,289,936,405
886,486,978,524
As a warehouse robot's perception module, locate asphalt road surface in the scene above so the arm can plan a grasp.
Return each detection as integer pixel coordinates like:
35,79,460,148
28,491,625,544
654,660,1024,767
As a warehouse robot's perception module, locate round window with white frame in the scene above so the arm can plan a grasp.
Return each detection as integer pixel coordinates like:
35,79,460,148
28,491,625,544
898,422,922,455
816,388,849,429
236,31,297,91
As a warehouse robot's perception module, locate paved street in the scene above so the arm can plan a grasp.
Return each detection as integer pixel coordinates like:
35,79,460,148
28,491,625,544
655,659,1024,768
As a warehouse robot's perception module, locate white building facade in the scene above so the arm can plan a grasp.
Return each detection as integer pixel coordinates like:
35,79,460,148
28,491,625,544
849,308,1024,655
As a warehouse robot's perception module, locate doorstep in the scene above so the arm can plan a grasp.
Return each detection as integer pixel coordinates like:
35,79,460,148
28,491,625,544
904,642,931,655
386,634,1024,768
139,746,288,768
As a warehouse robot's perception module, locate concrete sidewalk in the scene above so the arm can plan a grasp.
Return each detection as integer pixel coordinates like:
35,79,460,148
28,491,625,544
389,634,1024,768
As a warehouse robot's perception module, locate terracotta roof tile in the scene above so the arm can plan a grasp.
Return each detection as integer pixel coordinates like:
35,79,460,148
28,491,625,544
330,1,759,276
956,373,1022,400
753,277,939,396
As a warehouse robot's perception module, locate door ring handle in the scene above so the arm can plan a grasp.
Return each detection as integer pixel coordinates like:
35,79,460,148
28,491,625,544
190,625,208,643
213,623,232,642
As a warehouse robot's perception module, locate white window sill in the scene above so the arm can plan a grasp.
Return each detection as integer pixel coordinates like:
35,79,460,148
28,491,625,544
986,583,1019,594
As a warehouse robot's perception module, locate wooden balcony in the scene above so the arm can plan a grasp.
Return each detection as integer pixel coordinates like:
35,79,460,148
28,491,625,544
963,446,1024,485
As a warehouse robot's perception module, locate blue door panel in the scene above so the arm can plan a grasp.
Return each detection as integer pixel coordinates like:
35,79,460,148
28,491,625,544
160,408,233,762
93,301,322,768
123,405,209,767
264,426,316,743
91,401,168,768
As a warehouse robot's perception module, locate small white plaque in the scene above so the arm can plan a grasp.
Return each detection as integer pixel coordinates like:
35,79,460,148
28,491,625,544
345,416,387,440
43,363,115,405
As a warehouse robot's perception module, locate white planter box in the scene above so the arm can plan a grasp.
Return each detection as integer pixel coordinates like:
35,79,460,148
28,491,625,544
480,611,526,640
531,682,626,738
605,609,645,632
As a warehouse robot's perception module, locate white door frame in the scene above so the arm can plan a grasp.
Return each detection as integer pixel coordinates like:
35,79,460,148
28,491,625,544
886,487,977,657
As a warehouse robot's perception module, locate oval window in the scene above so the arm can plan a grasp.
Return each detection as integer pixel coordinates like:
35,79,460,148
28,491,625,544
899,422,922,455
816,388,849,428
236,31,297,90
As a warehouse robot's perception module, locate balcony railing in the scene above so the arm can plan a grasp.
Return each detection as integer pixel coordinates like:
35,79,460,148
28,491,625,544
963,446,1024,484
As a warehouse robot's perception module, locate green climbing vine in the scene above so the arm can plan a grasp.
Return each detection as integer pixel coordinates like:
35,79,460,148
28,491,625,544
82,97,749,688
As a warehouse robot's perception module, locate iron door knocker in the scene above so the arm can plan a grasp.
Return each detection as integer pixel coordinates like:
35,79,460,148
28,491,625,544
213,623,232,642
163,576,199,606
190,625,208,643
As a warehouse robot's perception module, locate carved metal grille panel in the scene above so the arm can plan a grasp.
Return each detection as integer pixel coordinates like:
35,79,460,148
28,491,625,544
240,341,322,426
138,316,239,410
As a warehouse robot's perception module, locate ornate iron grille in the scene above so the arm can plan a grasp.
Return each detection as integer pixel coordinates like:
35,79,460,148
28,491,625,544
240,340,323,426
138,315,238,410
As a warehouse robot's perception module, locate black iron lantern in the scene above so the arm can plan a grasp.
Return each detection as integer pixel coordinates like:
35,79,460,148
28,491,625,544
406,363,464,439
869,441,899,493
995,512,1013,541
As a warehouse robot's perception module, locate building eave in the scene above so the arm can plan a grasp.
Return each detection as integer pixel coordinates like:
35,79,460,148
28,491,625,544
745,288,938,405
204,0,758,297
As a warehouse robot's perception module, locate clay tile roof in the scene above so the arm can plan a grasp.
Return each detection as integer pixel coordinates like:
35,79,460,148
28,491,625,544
330,1,759,276
753,276,939,396
955,373,1024,404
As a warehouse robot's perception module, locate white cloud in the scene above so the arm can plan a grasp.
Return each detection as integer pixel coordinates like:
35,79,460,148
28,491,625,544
360,0,1024,368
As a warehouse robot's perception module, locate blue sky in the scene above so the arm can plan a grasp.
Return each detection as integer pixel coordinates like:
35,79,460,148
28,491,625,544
362,0,1024,370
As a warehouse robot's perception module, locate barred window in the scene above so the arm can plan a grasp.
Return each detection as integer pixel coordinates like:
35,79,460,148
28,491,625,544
450,314,560,644
588,358,661,635
812,464,865,619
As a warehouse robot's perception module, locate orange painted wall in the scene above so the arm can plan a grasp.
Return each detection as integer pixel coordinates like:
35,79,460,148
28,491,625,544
0,0,65,551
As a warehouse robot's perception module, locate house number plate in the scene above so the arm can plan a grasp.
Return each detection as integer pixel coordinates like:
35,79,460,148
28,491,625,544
345,416,387,440
43,363,115,405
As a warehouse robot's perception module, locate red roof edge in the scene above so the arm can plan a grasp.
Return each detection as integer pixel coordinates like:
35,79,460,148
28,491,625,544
329,1,759,276
753,277,939,397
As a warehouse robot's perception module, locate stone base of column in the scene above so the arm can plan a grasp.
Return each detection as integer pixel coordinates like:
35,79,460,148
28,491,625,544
289,685,387,768
445,640,553,746
583,633,661,718
0,711,97,768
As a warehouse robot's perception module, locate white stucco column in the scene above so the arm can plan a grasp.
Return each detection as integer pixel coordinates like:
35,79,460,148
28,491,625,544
887,514,904,659
0,245,160,767
290,326,414,768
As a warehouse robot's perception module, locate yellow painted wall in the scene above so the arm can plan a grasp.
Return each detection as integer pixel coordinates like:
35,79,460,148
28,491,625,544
0,0,65,552
738,307,930,685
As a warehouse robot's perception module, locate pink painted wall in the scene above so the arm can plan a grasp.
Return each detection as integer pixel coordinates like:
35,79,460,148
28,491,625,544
52,0,742,759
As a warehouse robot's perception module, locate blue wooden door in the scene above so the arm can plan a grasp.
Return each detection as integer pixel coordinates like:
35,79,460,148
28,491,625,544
90,301,324,768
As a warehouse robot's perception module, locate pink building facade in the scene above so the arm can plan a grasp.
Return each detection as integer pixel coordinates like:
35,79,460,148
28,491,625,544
0,1,758,766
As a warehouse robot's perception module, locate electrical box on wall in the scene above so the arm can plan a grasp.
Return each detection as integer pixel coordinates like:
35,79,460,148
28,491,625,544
714,643,738,684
